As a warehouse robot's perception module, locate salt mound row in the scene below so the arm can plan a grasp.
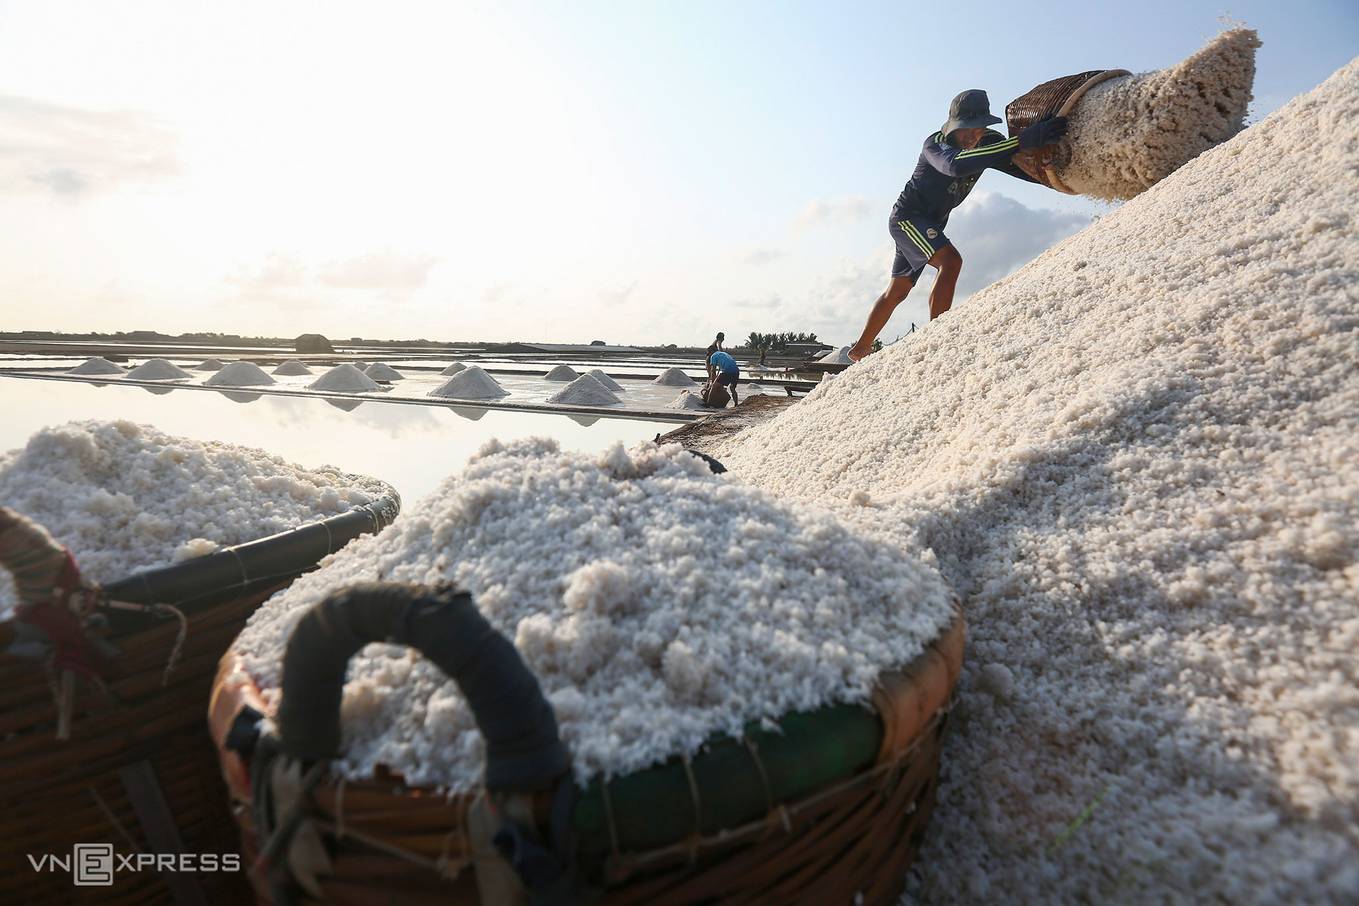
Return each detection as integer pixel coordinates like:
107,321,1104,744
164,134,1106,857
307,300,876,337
68,357,124,376
1058,28,1260,200
205,362,276,387
544,364,579,381
273,360,313,376
546,374,622,406
715,61,1359,904
428,365,508,400
586,368,624,391
0,420,394,617
193,358,226,371
364,363,404,381
308,364,381,393
440,362,467,375
654,367,697,387
231,440,954,788
671,390,709,410
125,358,191,381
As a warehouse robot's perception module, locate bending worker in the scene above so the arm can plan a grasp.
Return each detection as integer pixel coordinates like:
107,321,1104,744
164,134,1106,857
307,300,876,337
708,348,740,407
848,90,1068,361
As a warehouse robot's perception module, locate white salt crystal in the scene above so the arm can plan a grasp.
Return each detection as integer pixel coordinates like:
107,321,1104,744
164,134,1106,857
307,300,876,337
205,362,276,387
126,359,191,381
308,364,381,393
544,365,580,381
546,374,621,406
653,368,698,387
429,365,509,400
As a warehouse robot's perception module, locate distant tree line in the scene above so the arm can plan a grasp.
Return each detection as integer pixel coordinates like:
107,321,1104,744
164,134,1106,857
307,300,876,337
744,331,819,350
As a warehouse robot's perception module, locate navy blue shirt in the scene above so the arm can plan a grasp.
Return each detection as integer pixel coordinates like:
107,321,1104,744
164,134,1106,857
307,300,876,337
891,130,1038,226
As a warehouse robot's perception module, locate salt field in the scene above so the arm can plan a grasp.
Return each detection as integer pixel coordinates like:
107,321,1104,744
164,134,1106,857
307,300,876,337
0,376,674,507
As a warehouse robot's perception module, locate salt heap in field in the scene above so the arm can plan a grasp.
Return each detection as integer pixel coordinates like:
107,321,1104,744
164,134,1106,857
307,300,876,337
0,420,393,617
715,60,1359,904
429,365,508,400
68,357,124,376
126,359,191,381
308,364,381,393
440,362,467,376
587,368,625,391
231,439,955,788
544,364,579,381
273,360,313,376
819,346,853,365
205,362,276,387
653,367,697,387
670,390,710,410
193,358,227,371
546,374,621,406
364,363,404,381
1057,28,1259,200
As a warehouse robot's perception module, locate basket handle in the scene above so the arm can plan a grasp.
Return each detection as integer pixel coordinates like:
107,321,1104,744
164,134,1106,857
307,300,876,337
277,582,569,791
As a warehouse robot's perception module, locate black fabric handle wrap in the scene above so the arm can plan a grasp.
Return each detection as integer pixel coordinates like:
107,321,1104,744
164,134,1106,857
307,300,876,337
277,582,570,791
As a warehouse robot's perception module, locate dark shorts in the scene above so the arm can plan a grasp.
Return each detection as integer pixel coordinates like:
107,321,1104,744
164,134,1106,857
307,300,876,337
715,370,739,387
889,214,950,280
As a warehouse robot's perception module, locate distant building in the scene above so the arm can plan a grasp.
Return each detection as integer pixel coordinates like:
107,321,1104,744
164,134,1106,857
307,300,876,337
786,341,834,358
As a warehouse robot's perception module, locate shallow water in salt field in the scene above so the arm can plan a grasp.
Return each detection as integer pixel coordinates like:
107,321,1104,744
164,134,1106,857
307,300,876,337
0,376,673,504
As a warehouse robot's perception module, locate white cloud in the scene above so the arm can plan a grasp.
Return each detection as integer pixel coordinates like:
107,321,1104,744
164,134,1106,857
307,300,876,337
794,196,874,231
318,252,440,295
0,94,177,198
740,247,786,266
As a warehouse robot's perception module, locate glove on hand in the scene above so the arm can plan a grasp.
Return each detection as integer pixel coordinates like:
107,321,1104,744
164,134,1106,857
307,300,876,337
1018,116,1069,150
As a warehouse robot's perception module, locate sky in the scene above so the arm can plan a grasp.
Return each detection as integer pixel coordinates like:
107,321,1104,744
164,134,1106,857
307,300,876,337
0,1,1355,347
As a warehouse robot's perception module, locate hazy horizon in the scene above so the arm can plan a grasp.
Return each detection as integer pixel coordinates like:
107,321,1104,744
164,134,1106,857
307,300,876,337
2,1,1355,346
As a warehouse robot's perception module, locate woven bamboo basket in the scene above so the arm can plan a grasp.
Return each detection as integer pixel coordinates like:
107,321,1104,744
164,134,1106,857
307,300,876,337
1005,69,1130,193
0,496,399,905
210,585,965,905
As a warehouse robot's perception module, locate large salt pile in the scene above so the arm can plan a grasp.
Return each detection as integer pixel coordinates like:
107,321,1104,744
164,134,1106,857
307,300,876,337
428,365,508,400
440,362,467,376
68,357,124,376
546,374,622,406
364,363,404,381
0,420,393,617
544,364,580,381
205,361,276,387
125,359,191,381
308,364,381,393
586,368,625,391
714,60,1359,903
273,360,313,376
1057,29,1260,200
193,358,227,371
231,439,955,788
653,367,697,387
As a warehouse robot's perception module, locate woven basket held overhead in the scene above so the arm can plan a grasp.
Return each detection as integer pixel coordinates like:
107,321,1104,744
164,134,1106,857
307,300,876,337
211,584,966,905
0,497,399,906
1006,69,1130,193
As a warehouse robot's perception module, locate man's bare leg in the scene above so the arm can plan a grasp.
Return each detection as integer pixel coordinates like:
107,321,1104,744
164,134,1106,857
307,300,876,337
928,245,962,320
848,275,914,362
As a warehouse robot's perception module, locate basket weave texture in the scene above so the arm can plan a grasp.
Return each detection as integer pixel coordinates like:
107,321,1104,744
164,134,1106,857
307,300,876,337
213,612,965,905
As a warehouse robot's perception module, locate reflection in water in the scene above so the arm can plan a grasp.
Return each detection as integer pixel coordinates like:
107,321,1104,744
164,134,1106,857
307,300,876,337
448,406,487,422
325,397,365,412
142,384,177,395
1,375,674,504
219,391,262,404
567,414,601,427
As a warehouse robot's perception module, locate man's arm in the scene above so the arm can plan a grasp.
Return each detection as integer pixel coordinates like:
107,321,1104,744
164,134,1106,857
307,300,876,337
922,134,1021,177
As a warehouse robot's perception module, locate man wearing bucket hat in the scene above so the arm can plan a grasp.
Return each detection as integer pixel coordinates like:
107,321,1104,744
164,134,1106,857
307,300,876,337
848,90,1068,361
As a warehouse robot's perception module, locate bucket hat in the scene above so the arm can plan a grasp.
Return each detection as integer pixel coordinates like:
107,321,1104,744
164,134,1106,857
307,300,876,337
941,89,1003,137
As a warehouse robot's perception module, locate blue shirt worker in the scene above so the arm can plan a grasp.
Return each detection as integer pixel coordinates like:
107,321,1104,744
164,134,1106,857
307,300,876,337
848,90,1069,362
708,350,740,406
